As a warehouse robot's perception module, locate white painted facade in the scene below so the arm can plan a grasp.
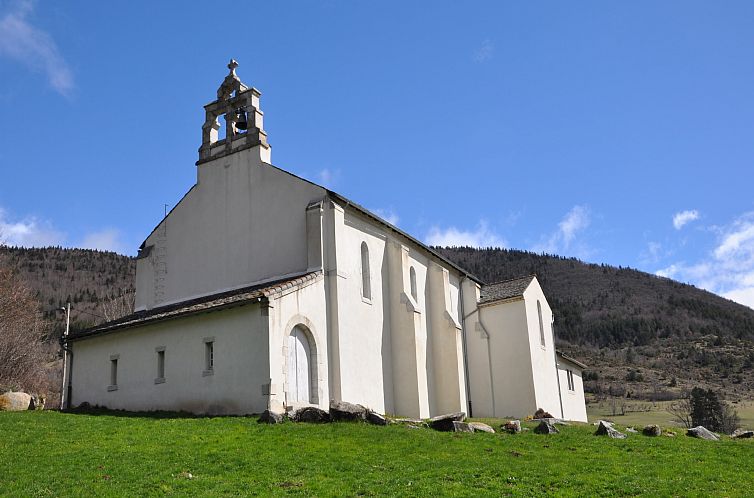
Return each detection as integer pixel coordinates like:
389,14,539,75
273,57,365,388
68,61,587,421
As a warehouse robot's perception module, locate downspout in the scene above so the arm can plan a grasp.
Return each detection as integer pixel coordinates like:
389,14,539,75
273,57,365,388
551,315,564,419
476,314,496,418
462,302,496,418
458,277,473,417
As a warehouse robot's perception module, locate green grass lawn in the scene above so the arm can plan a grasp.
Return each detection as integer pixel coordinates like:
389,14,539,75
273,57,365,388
1,411,754,497
587,399,754,428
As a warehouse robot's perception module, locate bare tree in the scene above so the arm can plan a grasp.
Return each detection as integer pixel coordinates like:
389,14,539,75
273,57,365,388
0,255,52,394
100,289,135,322
667,392,692,428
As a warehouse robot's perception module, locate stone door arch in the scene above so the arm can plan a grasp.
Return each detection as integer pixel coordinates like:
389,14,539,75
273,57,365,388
284,324,319,406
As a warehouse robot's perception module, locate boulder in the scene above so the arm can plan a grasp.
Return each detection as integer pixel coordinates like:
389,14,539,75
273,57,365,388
731,429,754,439
393,418,426,427
502,420,522,434
665,431,676,437
366,410,388,426
30,395,45,410
292,406,330,423
625,427,638,433
329,400,367,422
595,420,627,439
642,425,662,437
258,409,284,424
468,422,495,434
452,421,474,433
0,392,32,411
533,408,554,419
687,426,719,441
534,420,559,435
427,412,466,432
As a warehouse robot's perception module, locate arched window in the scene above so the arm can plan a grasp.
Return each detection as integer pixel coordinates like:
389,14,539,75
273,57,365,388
409,266,417,300
361,242,371,300
537,300,546,347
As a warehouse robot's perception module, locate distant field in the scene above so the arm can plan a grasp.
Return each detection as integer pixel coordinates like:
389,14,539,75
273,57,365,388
2,411,754,497
586,399,754,428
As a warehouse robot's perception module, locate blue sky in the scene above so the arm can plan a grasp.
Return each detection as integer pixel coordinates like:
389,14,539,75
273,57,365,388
1,1,753,308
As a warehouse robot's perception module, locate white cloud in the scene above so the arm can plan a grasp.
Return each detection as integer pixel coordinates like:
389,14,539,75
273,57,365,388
80,228,125,254
425,220,506,248
654,264,678,279
371,208,399,227
533,205,591,255
672,209,700,230
0,0,74,96
316,168,340,188
0,207,64,247
474,39,494,63
656,211,754,309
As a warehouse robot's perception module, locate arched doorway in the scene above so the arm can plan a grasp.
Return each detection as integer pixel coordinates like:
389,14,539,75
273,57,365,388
287,325,312,403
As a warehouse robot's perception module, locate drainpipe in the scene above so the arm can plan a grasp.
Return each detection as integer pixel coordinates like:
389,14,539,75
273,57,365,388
551,315,564,419
461,302,496,419
458,277,473,417
476,314,496,418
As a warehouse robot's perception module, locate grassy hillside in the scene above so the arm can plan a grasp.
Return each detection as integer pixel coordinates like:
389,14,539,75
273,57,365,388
2,412,754,497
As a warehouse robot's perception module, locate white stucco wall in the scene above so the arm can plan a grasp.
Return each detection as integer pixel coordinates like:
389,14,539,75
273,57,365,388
329,210,392,413
522,281,563,418
135,147,327,310
70,304,269,415
474,299,537,419
266,275,330,413
557,361,588,422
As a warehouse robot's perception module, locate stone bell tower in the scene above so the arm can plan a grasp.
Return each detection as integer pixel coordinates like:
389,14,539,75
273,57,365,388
197,60,270,164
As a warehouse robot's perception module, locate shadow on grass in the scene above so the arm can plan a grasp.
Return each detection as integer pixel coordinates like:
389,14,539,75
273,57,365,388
63,404,260,420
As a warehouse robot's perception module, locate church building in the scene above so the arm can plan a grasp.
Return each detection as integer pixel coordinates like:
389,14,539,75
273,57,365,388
67,61,587,422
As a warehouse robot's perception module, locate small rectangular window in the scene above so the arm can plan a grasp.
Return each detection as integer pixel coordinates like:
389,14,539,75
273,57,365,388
155,347,165,384
567,370,575,391
206,341,214,371
109,359,118,389
203,337,215,376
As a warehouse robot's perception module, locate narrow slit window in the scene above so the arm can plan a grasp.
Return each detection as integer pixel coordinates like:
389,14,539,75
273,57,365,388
361,242,371,300
409,266,417,300
537,300,546,347
110,359,118,387
567,370,575,391
155,348,165,383
206,341,214,371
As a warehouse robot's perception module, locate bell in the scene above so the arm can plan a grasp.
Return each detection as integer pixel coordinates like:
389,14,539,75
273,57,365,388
235,108,248,131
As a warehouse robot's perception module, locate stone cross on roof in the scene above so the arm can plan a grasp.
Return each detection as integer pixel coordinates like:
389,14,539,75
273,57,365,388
228,59,238,74
217,59,247,101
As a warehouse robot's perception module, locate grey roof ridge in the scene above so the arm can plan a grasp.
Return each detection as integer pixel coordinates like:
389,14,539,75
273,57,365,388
556,350,588,370
483,274,537,288
70,271,321,341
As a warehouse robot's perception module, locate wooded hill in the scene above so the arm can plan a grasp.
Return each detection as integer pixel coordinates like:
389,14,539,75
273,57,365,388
3,245,754,401
0,246,135,337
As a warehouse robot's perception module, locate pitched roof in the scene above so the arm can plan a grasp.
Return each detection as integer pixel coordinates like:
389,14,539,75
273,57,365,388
141,162,483,284
479,275,536,305
70,271,320,341
556,350,588,370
